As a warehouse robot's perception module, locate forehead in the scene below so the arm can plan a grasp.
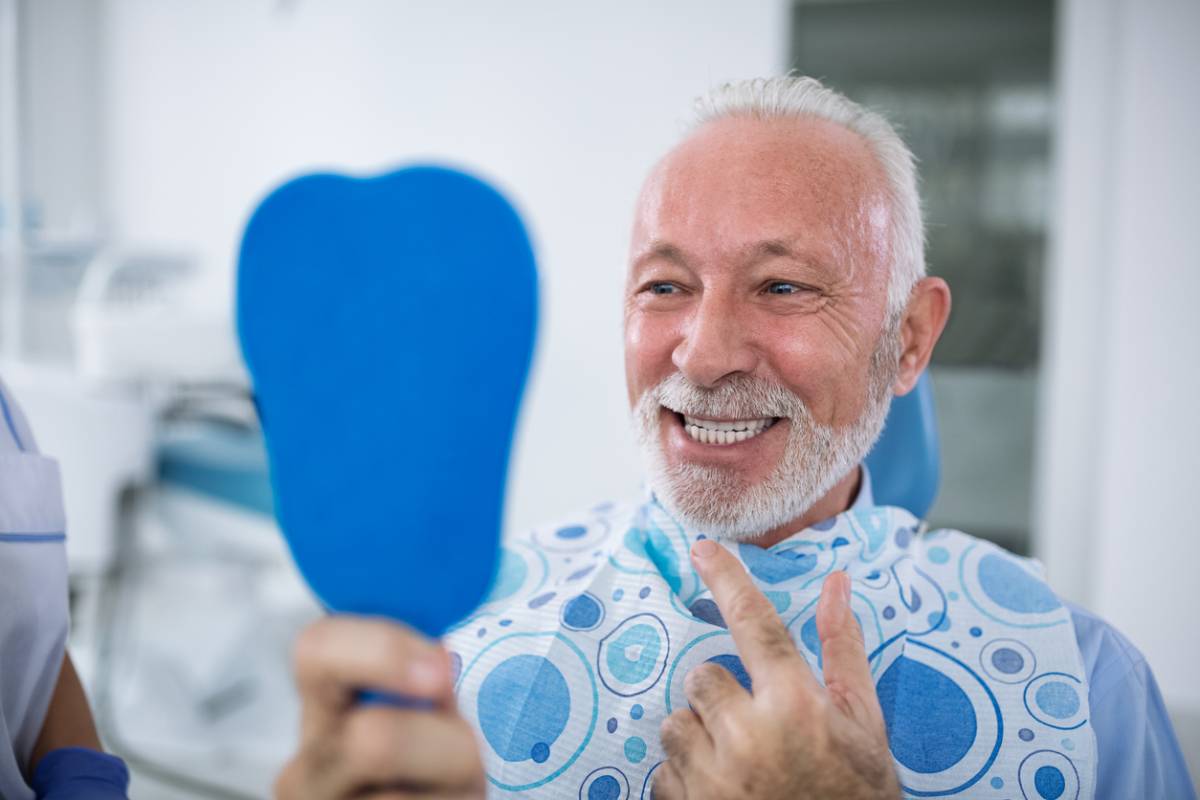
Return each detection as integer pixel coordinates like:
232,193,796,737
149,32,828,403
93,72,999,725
633,115,891,271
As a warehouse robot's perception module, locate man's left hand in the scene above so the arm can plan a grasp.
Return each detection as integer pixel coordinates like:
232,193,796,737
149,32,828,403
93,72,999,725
652,539,901,800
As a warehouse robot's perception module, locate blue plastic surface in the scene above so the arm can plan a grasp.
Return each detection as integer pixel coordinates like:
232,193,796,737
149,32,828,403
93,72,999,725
237,165,538,636
864,370,940,518
31,747,130,800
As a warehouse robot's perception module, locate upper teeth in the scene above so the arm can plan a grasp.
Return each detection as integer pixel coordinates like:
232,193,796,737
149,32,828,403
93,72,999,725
682,415,774,445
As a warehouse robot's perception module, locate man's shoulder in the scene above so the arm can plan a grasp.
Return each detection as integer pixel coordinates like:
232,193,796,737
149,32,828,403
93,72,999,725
1062,599,1151,699
919,523,1148,695
913,524,1050,581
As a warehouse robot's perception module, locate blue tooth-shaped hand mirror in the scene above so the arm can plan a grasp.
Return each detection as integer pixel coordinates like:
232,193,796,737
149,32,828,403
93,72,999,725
237,165,538,637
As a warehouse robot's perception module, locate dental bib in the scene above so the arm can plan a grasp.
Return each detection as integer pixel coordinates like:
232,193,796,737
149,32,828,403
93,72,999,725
444,499,1097,799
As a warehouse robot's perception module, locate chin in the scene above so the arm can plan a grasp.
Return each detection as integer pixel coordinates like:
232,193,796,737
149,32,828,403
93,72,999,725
646,458,832,542
631,369,894,542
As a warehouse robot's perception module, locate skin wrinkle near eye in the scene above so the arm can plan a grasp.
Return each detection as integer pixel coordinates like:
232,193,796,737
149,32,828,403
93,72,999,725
631,236,844,289
629,237,848,317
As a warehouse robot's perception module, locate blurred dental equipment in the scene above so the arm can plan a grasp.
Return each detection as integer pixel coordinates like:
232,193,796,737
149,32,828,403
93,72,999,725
8,248,241,576
2,244,318,798
74,250,241,383
1,2,317,791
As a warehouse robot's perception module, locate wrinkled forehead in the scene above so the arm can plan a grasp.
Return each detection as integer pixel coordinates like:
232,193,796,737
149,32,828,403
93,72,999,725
631,115,892,276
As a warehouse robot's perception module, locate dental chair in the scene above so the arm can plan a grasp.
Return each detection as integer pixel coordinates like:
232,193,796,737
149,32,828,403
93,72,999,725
92,402,308,800
864,370,941,519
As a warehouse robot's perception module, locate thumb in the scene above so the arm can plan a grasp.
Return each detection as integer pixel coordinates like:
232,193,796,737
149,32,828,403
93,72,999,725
816,571,877,719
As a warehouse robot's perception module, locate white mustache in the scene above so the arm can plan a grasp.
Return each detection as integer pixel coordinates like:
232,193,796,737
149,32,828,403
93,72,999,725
644,372,808,421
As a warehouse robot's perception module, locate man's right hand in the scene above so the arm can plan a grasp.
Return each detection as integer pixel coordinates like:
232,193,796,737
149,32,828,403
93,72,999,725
275,616,486,799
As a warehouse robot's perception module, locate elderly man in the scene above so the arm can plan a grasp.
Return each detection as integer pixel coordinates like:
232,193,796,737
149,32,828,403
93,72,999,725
275,77,1193,800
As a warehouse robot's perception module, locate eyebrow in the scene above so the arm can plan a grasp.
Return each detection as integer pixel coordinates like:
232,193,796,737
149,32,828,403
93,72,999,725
631,237,835,274
632,240,690,271
745,238,841,275
755,239,798,260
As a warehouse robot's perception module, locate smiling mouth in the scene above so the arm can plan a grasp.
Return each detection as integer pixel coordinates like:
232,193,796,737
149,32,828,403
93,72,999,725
672,411,781,445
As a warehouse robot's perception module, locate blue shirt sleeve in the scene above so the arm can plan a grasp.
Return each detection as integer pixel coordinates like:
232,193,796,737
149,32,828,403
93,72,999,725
1069,602,1197,800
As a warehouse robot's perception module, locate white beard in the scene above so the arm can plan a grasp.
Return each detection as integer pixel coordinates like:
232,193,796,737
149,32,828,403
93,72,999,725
632,323,900,542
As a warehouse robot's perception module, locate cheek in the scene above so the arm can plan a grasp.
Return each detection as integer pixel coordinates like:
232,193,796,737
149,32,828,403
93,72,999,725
624,312,679,405
758,322,872,427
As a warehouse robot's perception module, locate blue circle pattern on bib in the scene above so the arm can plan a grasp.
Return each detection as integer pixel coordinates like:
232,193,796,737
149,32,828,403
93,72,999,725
447,501,1095,798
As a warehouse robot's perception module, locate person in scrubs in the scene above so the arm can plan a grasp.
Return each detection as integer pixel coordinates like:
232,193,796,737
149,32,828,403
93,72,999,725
0,377,129,799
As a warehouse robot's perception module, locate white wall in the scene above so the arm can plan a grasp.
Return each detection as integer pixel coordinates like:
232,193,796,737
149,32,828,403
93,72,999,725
98,0,790,534
23,0,103,239
1036,0,1200,771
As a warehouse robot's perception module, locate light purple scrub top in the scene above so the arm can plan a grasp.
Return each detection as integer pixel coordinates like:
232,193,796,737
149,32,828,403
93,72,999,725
0,379,70,800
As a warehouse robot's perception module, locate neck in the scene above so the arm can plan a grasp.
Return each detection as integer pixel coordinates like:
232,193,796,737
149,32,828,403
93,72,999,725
743,465,862,549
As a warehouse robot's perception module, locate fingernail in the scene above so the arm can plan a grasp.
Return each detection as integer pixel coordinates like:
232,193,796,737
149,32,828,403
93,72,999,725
840,572,852,605
408,653,445,693
692,539,718,559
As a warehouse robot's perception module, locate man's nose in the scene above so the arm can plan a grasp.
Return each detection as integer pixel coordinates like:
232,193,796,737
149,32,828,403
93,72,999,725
671,296,758,388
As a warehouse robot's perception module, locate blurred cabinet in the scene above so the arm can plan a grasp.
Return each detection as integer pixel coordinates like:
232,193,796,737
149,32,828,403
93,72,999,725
791,0,1055,551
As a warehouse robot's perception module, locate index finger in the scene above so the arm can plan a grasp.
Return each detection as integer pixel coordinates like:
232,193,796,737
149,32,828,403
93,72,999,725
690,539,816,692
294,615,455,732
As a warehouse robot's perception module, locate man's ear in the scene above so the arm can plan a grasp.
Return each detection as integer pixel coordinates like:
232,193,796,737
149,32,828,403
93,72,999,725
893,277,951,396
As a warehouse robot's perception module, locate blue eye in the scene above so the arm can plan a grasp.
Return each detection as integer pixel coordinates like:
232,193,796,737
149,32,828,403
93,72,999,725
648,282,678,295
766,282,801,295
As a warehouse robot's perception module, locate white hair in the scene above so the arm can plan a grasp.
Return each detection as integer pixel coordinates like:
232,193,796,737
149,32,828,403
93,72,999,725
692,76,926,317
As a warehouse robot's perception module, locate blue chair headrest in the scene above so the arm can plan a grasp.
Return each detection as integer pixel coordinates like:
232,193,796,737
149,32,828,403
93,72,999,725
863,371,940,519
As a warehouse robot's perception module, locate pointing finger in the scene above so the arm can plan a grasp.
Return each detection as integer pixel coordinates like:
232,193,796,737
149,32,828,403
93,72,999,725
690,539,815,693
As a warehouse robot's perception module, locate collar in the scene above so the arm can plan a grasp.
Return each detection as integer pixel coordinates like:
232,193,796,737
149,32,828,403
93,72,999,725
850,462,874,512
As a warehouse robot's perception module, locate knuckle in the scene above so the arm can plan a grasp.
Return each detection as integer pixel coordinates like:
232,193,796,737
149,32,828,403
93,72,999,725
824,677,854,710
658,714,679,746
829,616,867,649
683,662,721,697
293,620,334,677
363,621,420,667
801,693,837,735
375,633,414,670
751,621,797,662
445,716,486,777
777,684,808,717
651,760,683,800
723,721,758,760
721,713,756,748
658,711,691,754
273,759,303,799
281,734,342,796
848,611,867,642
343,711,401,778
727,588,770,624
